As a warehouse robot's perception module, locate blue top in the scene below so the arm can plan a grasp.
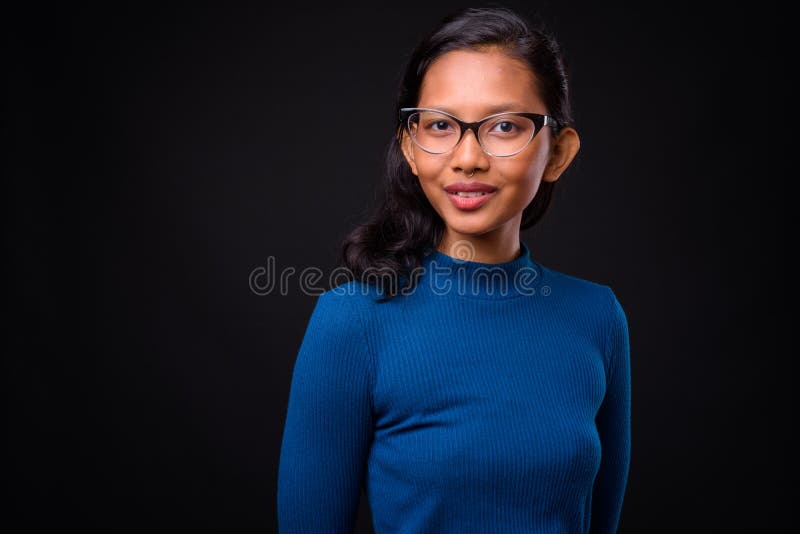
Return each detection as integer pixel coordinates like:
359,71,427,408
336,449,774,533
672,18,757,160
277,241,631,533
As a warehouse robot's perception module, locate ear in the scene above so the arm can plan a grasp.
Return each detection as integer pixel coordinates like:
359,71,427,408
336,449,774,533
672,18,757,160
399,130,419,176
542,127,580,183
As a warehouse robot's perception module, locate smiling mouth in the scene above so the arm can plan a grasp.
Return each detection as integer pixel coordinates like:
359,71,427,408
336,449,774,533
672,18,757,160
448,191,491,198
445,189,497,211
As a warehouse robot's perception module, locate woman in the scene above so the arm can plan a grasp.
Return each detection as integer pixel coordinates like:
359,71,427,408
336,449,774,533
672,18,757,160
277,6,631,533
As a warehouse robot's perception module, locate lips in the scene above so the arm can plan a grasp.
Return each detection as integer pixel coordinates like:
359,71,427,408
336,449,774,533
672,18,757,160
443,181,498,194
444,181,498,211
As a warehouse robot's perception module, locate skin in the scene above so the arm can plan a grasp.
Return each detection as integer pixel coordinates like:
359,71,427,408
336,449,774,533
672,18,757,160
400,47,581,264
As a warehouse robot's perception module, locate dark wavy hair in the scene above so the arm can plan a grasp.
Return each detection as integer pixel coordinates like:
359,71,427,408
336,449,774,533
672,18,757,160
338,5,574,301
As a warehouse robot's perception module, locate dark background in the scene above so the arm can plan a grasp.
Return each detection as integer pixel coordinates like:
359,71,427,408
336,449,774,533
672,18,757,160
4,1,791,532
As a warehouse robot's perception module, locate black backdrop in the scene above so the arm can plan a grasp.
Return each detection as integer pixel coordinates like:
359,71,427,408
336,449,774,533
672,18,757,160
4,2,791,532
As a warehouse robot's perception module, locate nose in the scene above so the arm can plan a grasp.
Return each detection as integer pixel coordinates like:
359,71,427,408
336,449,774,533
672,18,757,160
451,128,489,175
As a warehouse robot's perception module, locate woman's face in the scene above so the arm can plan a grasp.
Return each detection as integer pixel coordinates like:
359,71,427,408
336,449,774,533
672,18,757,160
401,48,576,248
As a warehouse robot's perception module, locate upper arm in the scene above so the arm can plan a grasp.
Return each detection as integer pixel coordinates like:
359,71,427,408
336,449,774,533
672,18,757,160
277,288,375,533
590,287,631,533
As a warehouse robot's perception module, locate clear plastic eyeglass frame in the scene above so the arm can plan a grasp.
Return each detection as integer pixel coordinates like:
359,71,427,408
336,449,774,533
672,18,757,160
399,107,559,157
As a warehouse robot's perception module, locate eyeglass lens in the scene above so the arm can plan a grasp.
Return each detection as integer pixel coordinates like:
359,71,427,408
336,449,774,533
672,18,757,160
407,110,537,156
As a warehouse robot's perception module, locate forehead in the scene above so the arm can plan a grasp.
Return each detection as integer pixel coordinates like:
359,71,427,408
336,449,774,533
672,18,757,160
418,48,543,120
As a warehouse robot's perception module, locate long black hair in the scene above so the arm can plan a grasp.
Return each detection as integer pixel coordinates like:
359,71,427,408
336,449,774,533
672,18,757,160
339,6,574,301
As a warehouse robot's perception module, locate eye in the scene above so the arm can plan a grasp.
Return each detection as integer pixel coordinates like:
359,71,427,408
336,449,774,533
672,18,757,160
484,116,531,137
492,121,517,133
419,115,459,136
426,120,455,132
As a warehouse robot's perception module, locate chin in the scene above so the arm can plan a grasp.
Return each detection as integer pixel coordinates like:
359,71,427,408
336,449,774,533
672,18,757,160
441,216,495,237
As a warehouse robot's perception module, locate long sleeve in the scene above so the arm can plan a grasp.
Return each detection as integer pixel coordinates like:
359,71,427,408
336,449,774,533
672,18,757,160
277,289,375,533
590,288,632,533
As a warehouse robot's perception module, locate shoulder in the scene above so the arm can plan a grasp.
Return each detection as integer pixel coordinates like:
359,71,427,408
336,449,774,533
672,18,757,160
316,279,383,311
539,264,620,308
290,281,377,406
297,280,376,372
308,280,370,320
303,279,382,337
538,264,628,350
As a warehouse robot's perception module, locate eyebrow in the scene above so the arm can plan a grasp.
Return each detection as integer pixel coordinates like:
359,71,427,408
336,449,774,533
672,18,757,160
425,103,529,118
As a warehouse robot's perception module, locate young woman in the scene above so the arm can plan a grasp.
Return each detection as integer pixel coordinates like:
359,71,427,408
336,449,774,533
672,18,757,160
278,6,631,533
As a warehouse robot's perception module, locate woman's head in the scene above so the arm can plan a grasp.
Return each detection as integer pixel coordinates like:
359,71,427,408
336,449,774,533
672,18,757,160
340,6,579,300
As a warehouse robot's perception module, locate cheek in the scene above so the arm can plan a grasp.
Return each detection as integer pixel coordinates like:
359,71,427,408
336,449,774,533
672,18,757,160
413,156,450,206
497,155,547,200
414,154,448,183
514,143,552,197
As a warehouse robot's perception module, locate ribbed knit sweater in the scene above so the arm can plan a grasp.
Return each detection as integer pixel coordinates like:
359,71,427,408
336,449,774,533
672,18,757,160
277,240,631,533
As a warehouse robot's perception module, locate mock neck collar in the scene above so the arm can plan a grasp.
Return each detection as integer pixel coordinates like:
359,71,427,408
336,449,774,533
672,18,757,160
416,240,544,299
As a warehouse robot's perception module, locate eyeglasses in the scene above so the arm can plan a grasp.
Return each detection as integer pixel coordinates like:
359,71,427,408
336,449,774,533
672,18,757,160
399,107,558,157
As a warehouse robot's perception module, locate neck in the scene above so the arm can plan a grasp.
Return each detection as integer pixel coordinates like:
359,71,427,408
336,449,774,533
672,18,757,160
436,226,522,264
